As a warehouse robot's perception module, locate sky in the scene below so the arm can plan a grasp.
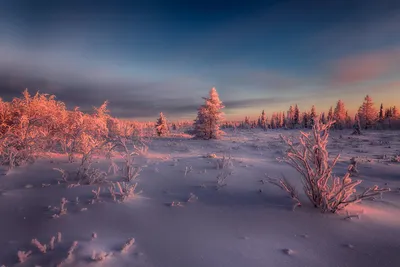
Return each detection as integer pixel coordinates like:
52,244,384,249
0,0,400,121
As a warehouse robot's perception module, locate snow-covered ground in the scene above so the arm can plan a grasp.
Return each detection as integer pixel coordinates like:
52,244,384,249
1,129,399,267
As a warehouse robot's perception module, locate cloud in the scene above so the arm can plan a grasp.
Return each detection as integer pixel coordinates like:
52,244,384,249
0,67,300,120
223,97,287,109
328,47,400,86
221,70,302,90
0,41,310,120
0,68,208,119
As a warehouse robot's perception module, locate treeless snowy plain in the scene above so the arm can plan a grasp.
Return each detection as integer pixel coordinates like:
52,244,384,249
0,128,399,267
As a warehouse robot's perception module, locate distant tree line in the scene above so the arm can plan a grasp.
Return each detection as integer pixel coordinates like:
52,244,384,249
220,95,399,131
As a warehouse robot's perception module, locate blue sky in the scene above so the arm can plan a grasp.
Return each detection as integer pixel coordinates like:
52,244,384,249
0,0,400,120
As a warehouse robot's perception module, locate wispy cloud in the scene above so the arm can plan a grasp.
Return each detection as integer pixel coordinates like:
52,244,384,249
0,66,305,120
329,47,400,86
0,66,210,119
0,40,314,119
224,97,289,109
220,70,302,89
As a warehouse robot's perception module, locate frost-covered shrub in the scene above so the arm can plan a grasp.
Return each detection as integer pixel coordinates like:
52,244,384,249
391,155,400,163
17,250,32,263
106,136,143,182
61,101,110,162
216,154,233,170
0,90,144,173
216,169,233,188
0,90,66,170
107,117,136,139
279,118,389,213
267,175,301,210
108,182,141,202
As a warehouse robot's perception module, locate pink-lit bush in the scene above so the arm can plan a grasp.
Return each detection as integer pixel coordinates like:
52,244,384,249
0,90,144,171
278,119,389,213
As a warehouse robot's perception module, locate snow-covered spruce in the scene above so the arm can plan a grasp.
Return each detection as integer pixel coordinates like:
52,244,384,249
333,100,347,130
358,95,377,129
193,87,225,140
155,112,169,137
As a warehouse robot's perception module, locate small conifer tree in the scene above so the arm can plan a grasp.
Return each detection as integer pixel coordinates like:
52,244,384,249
310,105,317,127
320,112,326,124
379,103,384,122
260,110,267,130
345,111,352,129
293,105,300,127
327,106,333,121
155,112,169,136
270,115,277,129
244,116,250,127
352,114,362,135
333,100,346,130
393,106,398,119
302,112,309,128
193,87,225,139
282,112,287,128
358,95,377,129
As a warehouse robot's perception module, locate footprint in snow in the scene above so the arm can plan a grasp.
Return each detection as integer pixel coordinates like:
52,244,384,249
282,248,295,255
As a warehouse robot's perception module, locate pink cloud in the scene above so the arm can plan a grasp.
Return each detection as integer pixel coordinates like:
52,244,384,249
330,48,400,85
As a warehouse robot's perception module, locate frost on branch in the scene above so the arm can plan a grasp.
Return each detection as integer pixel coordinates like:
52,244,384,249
279,118,389,213
267,174,301,211
31,238,47,253
108,181,141,202
106,136,143,182
120,238,135,253
17,250,32,263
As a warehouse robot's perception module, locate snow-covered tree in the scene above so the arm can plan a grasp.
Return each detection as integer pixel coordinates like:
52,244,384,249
155,112,169,136
193,87,225,139
320,112,326,124
383,106,398,129
293,105,300,127
327,106,333,121
310,105,317,127
358,95,377,129
244,116,250,125
193,106,208,138
393,106,399,119
270,113,277,129
282,112,287,128
302,112,309,128
333,100,346,129
385,108,391,118
241,116,251,129
277,112,283,128
379,103,384,122
352,114,362,135
259,110,267,129
345,111,352,129
287,105,294,128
